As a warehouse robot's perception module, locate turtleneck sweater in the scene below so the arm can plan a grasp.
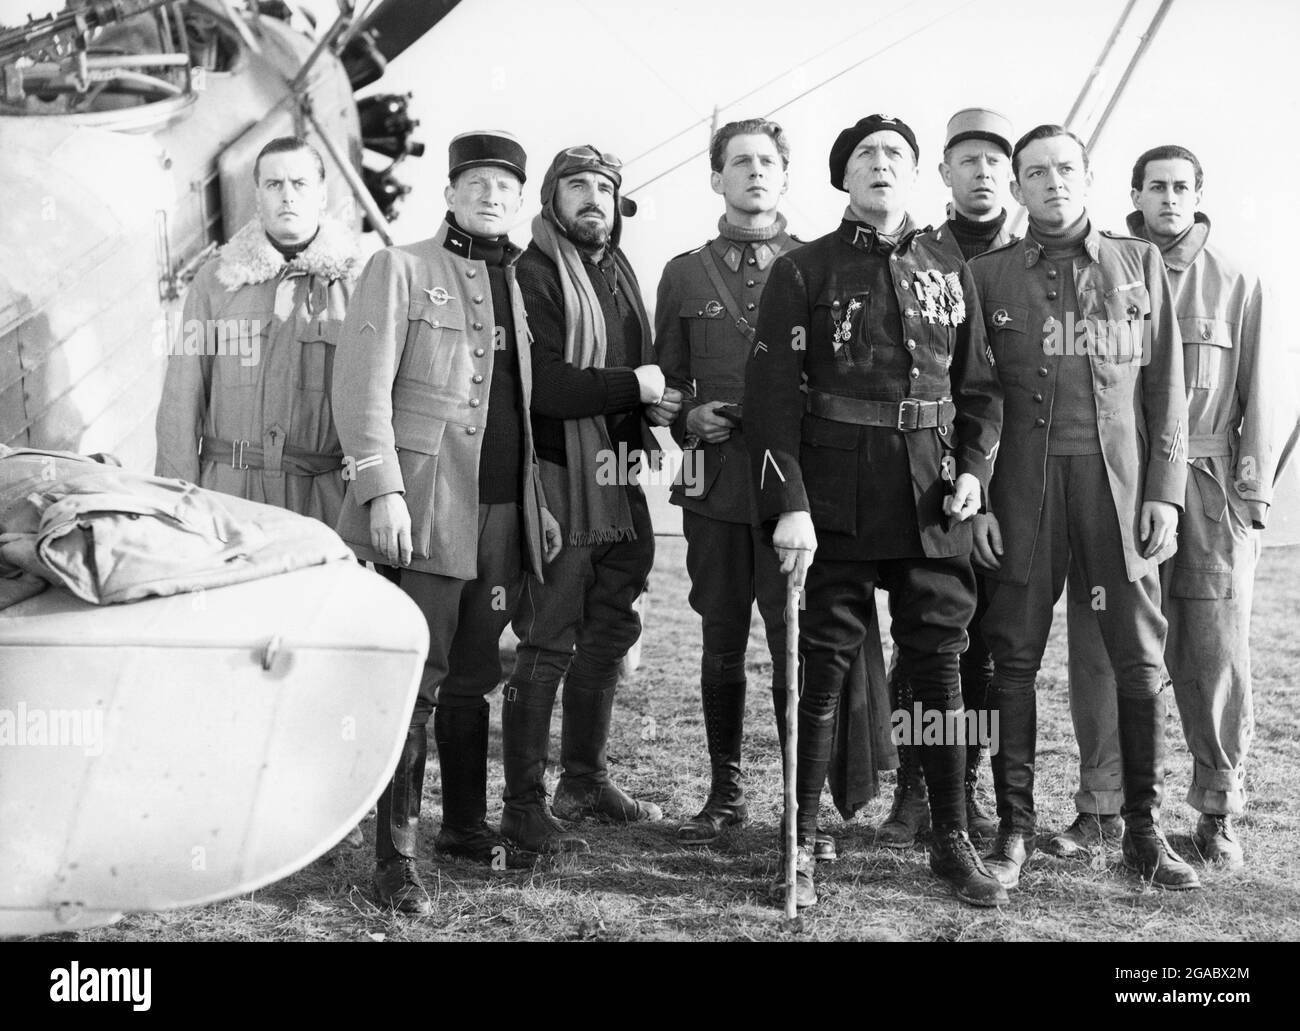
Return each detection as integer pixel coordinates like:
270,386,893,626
947,208,1007,261
443,212,522,503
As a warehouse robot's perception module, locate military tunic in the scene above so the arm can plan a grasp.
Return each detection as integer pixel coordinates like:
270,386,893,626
655,223,799,691
1065,211,1291,816
744,214,1002,836
968,216,1189,835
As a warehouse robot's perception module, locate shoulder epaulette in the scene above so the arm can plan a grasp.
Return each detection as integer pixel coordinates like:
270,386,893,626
668,242,710,262
1099,229,1145,243
968,237,1020,263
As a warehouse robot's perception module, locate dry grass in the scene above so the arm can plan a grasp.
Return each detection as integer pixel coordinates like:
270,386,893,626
61,540,1300,942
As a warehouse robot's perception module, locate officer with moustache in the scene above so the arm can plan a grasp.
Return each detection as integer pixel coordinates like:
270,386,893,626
745,114,1006,908
881,108,1019,849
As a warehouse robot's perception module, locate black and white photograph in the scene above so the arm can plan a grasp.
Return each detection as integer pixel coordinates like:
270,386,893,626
0,0,1296,973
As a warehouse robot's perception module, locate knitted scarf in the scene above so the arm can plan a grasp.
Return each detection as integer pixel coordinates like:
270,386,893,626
530,214,654,546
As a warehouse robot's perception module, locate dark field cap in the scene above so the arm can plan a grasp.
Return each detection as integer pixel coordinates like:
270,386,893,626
449,129,527,183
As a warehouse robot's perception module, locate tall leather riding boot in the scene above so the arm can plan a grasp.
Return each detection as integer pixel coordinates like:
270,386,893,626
501,679,589,853
376,723,428,861
795,692,838,844
373,722,433,914
553,671,662,822
772,685,838,861
679,665,748,845
1117,689,1199,890
433,704,489,831
984,684,1037,888
876,665,929,848
431,704,533,868
988,684,1036,835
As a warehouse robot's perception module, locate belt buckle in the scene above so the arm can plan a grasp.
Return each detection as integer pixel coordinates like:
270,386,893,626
232,439,249,470
897,399,920,431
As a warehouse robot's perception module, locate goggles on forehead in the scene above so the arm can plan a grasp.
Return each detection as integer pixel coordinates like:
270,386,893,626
563,145,624,171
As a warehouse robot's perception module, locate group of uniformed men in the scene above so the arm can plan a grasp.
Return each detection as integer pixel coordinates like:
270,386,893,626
156,103,1289,913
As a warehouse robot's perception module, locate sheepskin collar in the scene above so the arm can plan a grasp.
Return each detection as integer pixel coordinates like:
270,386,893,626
215,215,362,290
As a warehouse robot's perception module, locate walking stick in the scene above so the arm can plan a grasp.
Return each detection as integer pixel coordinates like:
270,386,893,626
783,564,803,919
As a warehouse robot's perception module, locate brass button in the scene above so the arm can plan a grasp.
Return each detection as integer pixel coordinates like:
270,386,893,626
1033,392,1043,403
474,348,485,357
900,279,910,290
1038,367,1048,377
1034,417,1046,427
472,321,484,330
1127,304,1139,318
1046,268,1058,279
472,374,484,384
910,367,920,379
697,309,704,316
473,295,484,304
1202,325,1213,340
746,302,756,311
747,279,756,287
747,257,756,265
466,269,477,278
1046,290,1058,300
906,339,916,351
469,398,481,408
432,320,441,327
466,426,477,435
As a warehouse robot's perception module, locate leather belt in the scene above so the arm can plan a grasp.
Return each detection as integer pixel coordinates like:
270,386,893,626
202,438,343,476
806,390,955,431
1187,432,1233,459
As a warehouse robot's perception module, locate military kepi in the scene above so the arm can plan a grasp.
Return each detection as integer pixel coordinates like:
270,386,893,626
828,114,919,191
448,129,527,183
944,107,1014,158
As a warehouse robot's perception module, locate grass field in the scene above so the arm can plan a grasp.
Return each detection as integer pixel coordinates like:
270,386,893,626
68,540,1300,942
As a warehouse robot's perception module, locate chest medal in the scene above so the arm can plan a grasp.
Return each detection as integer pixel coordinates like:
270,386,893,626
832,297,862,353
912,270,966,327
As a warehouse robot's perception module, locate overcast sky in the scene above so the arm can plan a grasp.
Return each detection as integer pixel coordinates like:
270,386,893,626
345,0,1300,322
